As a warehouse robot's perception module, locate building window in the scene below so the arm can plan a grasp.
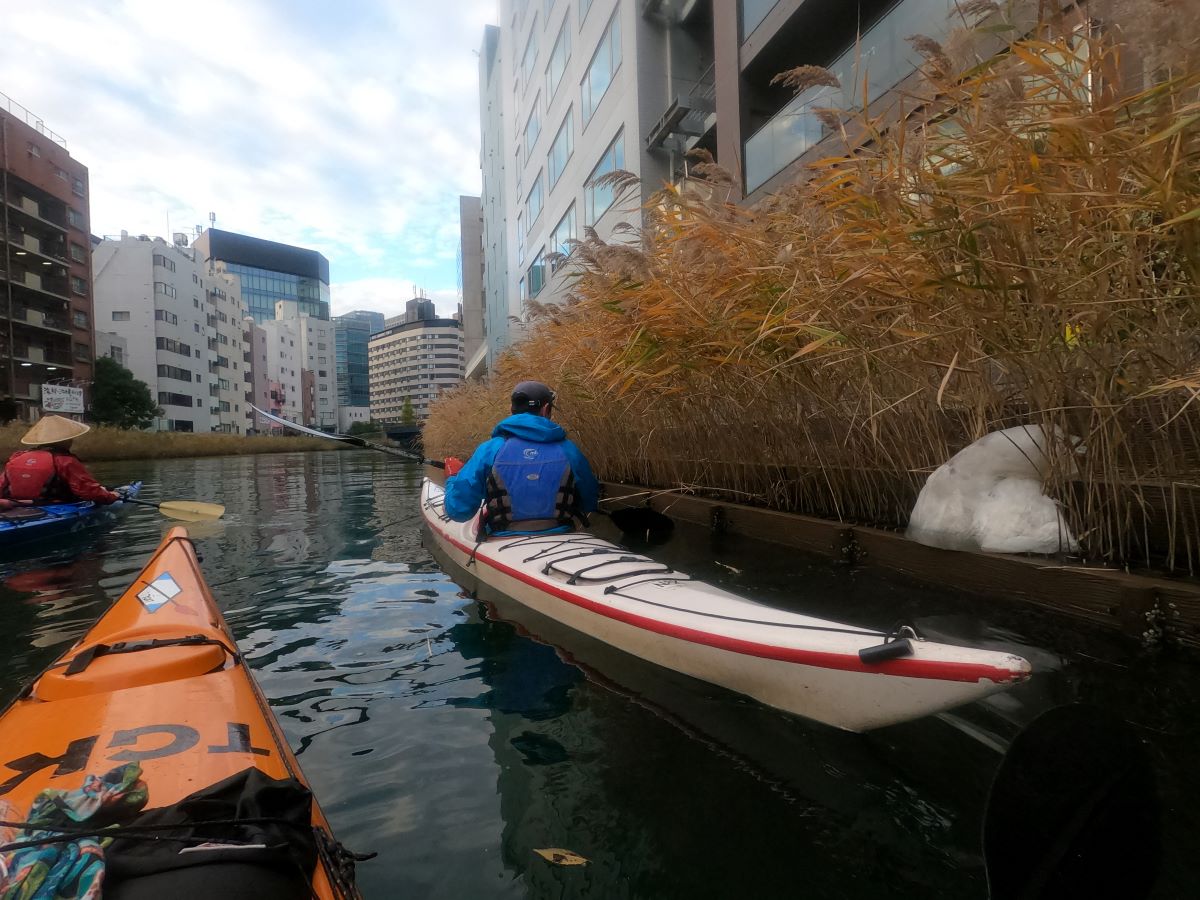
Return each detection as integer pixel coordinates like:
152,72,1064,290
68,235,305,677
74,342,90,362
582,11,620,123
519,276,527,301
69,243,86,263
72,177,85,197
157,364,193,382
548,109,573,188
70,276,87,295
521,17,539,85
158,392,193,408
67,208,84,229
110,346,124,365
112,311,130,322
73,311,89,329
527,171,544,224
546,18,570,101
524,100,541,164
585,129,625,224
517,212,526,265
550,203,576,270
155,309,178,325
54,166,68,181
527,248,546,298
153,282,177,298
153,253,177,272
27,142,41,158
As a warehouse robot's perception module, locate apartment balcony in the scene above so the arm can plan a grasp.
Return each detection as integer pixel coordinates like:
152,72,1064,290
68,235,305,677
5,230,68,265
9,306,71,336
743,0,956,194
646,63,716,153
4,192,68,234
6,342,73,369
3,264,71,302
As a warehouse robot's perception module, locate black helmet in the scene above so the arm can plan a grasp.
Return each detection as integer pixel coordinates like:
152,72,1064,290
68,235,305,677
511,380,556,413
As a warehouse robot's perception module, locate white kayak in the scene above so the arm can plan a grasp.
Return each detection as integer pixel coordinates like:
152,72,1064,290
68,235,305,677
420,479,1032,732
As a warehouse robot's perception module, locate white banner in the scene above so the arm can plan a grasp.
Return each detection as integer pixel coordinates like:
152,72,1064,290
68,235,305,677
41,384,85,414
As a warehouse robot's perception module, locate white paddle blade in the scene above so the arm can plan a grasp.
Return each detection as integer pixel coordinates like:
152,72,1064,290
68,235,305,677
157,500,226,521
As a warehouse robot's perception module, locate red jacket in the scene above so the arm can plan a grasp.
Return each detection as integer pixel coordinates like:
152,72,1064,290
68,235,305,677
0,450,120,505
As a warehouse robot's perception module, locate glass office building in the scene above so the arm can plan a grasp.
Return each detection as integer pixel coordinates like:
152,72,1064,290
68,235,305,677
222,263,329,322
333,310,384,408
194,229,331,323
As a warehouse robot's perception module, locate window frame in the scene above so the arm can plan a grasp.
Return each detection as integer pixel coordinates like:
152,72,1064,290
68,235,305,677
521,16,539,85
581,10,621,124
550,203,577,271
545,15,571,102
526,170,545,225
585,129,626,224
526,247,547,298
523,97,542,165
547,108,574,189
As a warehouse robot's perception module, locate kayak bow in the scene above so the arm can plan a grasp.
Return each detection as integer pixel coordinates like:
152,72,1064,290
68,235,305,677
0,527,362,898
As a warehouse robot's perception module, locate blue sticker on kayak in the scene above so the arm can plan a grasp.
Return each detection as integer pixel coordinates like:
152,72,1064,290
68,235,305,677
137,572,182,612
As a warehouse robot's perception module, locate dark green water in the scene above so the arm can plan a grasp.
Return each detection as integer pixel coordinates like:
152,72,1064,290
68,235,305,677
0,451,1196,898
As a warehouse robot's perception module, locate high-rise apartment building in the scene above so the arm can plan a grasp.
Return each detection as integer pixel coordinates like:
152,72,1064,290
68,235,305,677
478,25,510,369
480,1,687,362
0,95,96,420
480,1,1016,361
333,309,383,431
458,195,486,377
193,228,330,323
92,233,252,433
368,306,463,422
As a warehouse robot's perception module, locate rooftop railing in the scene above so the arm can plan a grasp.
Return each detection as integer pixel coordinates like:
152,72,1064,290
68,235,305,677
0,92,67,148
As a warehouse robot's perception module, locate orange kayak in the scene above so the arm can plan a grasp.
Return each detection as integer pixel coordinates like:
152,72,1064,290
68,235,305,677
0,527,362,898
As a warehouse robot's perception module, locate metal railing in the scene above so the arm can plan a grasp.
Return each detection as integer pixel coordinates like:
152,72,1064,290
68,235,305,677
0,92,67,148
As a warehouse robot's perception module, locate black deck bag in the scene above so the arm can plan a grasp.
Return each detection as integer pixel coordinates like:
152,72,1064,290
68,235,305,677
103,768,317,900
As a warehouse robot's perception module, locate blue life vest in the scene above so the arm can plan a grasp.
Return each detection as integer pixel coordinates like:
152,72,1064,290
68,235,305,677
484,437,579,535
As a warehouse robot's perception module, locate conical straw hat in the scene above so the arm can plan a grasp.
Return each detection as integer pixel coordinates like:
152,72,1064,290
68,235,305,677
21,415,91,446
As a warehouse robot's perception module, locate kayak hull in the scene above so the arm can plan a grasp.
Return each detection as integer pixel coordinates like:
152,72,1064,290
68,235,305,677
0,481,142,549
0,527,354,898
422,479,1031,732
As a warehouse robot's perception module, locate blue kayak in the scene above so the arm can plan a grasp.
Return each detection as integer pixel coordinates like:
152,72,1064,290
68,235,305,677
0,481,142,548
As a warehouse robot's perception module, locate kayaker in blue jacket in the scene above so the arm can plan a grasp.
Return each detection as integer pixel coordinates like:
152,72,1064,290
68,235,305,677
443,381,598,535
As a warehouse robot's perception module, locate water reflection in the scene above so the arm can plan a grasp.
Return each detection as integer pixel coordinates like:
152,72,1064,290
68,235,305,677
0,452,1194,898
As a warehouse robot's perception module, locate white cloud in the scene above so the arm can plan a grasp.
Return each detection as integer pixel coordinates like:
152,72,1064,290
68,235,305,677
0,0,494,303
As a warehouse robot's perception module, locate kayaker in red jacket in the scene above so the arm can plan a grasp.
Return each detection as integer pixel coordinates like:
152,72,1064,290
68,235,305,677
0,415,121,510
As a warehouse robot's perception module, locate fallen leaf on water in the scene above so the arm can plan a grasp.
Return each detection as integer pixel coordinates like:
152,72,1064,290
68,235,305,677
534,848,589,866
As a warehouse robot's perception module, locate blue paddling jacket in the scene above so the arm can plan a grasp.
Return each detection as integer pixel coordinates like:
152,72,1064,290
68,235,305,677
444,413,598,533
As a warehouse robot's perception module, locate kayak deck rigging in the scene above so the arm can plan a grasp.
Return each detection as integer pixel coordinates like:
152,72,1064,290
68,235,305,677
421,478,1032,731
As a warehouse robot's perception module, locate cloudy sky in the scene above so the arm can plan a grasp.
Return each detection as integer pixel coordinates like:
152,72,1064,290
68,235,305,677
0,0,496,319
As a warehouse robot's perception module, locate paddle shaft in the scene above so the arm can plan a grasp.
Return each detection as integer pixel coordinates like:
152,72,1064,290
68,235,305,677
122,497,164,510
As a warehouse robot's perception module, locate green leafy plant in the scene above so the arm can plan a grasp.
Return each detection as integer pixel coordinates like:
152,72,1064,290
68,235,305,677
89,357,161,430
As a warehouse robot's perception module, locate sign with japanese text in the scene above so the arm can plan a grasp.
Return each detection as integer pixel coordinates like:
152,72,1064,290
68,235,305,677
41,384,85,414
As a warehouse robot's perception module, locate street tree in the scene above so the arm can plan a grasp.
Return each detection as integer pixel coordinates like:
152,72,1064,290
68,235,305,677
90,357,161,429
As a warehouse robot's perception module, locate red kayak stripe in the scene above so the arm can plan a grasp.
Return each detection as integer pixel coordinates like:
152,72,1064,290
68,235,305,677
429,517,1028,685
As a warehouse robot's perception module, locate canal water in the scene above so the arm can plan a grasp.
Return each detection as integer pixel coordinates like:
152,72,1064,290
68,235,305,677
0,450,1196,899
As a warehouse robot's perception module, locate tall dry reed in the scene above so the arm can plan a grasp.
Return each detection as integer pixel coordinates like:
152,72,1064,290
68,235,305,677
427,3,1200,572
0,423,339,462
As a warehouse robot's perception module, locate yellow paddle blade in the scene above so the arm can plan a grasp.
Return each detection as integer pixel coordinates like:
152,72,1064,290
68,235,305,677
157,500,226,521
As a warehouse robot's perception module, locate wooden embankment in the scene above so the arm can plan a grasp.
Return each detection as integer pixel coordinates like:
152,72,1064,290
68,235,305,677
601,482,1200,650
